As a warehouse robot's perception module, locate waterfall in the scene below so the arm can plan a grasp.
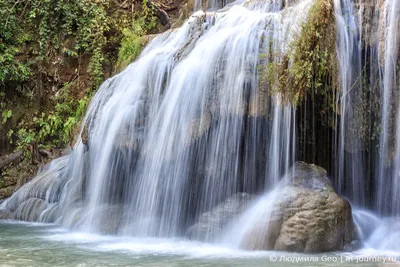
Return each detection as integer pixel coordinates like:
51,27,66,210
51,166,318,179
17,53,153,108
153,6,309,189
1,0,400,253
222,182,286,248
376,0,400,216
333,0,364,206
334,0,400,216
194,0,242,11
1,0,312,238
333,0,400,250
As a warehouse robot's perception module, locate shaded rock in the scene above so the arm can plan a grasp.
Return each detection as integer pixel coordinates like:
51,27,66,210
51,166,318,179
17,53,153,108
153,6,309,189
188,192,254,241
241,162,355,253
157,8,171,28
172,0,196,28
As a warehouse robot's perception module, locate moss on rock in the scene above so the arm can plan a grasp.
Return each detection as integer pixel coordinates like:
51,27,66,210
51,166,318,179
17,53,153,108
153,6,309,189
260,0,337,105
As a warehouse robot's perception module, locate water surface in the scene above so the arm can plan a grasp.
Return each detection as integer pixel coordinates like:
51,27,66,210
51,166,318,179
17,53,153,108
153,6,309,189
1,221,398,267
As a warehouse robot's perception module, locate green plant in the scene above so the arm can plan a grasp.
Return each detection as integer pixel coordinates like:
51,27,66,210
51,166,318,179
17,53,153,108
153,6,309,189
2,109,12,124
2,0,162,158
117,0,157,68
1,0,119,86
8,120,37,157
7,81,93,155
0,0,31,82
34,82,93,147
260,0,337,105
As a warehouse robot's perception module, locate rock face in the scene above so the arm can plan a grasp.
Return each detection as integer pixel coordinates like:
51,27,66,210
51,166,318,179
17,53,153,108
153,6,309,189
0,156,68,223
188,193,254,241
241,162,355,253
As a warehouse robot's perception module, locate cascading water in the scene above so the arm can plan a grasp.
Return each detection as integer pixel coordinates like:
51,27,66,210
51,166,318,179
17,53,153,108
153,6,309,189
335,0,400,216
333,0,400,251
222,182,285,248
334,0,363,206
194,0,241,11
333,0,400,213
376,0,400,216
1,0,400,257
0,0,311,239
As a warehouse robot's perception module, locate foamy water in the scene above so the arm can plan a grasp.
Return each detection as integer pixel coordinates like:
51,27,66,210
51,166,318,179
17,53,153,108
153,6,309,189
1,221,399,267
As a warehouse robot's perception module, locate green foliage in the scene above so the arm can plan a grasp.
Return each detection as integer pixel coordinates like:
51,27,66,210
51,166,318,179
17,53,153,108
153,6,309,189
15,127,36,153
260,0,337,105
117,0,157,68
7,120,36,157
288,0,336,102
34,82,93,147
1,109,12,124
1,0,160,89
1,0,161,157
0,0,31,82
119,25,145,65
8,81,93,152
0,45,31,82
0,0,127,86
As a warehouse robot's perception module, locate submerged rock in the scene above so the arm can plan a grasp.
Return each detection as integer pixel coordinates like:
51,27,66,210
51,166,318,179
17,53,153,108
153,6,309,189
241,162,355,253
188,193,254,242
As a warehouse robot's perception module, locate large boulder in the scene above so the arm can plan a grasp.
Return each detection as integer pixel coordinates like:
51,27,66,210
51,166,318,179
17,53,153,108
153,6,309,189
241,161,355,253
188,193,254,242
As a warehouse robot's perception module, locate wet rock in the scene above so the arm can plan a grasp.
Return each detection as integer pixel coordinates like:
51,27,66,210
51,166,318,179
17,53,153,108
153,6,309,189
241,162,355,253
188,192,255,241
360,0,381,49
2,156,68,215
184,112,212,144
4,172,63,213
157,8,171,28
0,209,12,219
95,205,124,235
39,203,60,223
13,198,48,222
172,0,195,28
